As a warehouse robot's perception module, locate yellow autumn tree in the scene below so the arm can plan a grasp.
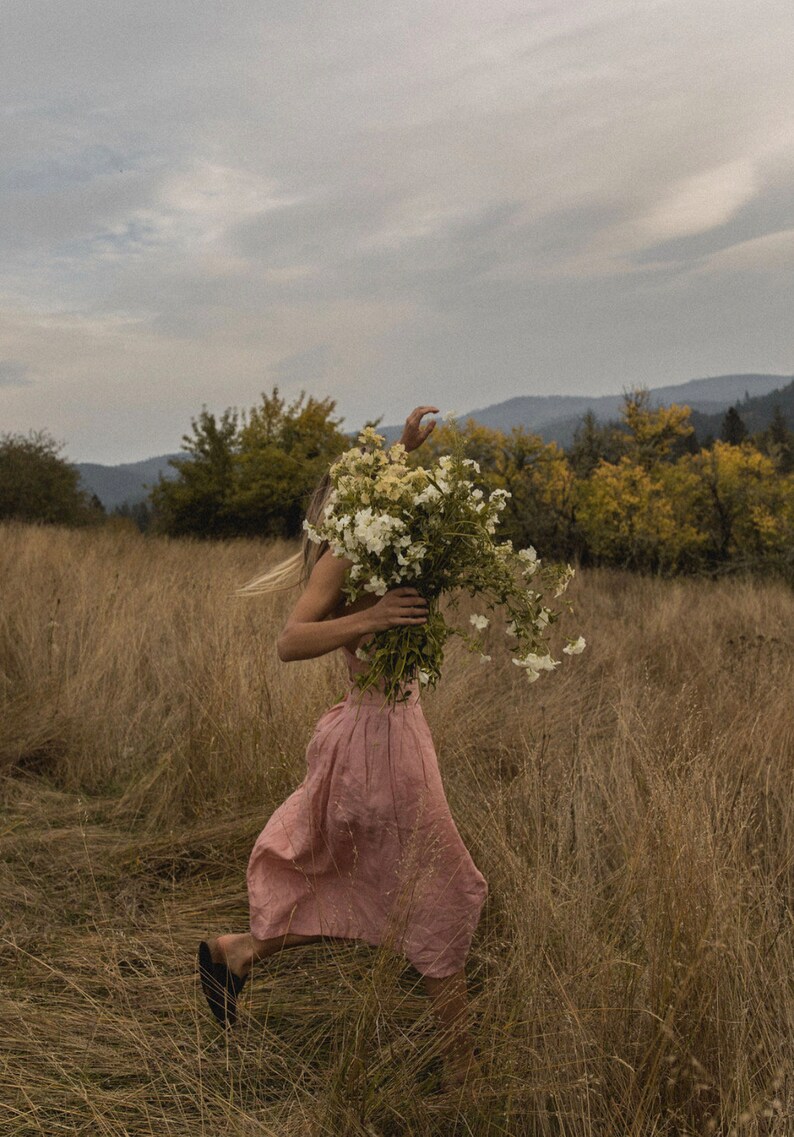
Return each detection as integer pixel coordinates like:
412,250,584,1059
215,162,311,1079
673,441,794,567
422,419,576,556
575,457,683,571
619,388,695,469
572,390,703,572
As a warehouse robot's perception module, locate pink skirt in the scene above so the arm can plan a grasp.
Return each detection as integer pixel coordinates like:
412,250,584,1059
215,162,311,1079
246,648,488,978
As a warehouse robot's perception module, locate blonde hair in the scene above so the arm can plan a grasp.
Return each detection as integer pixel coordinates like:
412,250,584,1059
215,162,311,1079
235,471,333,596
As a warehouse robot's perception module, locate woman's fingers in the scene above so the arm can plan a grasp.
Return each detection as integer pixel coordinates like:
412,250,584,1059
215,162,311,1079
368,586,428,628
407,404,439,424
389,601,425,611
399,406,439,452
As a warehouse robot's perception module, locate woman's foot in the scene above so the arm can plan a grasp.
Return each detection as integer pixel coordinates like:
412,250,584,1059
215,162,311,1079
211,933,255,980
199,929,328,1027
197,939,249,1027
207,929,325,982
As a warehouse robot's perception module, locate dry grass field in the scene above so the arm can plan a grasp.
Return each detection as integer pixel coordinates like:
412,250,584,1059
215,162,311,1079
1,520,792,1136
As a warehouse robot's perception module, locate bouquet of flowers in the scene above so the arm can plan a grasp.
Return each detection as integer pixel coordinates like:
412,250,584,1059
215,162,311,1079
304,424,585,703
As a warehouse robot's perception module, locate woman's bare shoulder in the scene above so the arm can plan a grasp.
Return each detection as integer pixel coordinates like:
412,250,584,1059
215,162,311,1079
309,552,379,623
309,549,351,591
284,550,351,623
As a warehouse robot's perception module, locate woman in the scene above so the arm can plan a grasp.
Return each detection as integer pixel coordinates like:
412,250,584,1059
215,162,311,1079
198,406,488,1090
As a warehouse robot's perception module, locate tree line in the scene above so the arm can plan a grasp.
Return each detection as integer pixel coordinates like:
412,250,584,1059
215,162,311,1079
2,387,793,580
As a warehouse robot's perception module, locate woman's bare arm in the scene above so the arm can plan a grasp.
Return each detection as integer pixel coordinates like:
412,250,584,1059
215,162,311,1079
277,551,428,662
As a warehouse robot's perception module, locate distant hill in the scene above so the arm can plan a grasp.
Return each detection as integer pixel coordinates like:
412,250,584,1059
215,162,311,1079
689,378,794,442
457,373,791,448
379,373,790,448
76,454,181,510
77,373,793,508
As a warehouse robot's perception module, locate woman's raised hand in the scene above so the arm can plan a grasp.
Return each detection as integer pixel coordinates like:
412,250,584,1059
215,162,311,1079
399,406,439,453
364,587,428,632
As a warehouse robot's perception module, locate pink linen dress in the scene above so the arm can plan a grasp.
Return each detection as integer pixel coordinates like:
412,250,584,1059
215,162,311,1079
246,646,488,979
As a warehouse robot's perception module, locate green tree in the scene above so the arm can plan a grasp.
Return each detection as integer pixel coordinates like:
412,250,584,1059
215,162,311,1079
150,389,348,538
150,408,240,537
111,500,152,532
0,430,103,525
720,406,748,445
567,410,627,477
230,390,348,537
756,405,794,473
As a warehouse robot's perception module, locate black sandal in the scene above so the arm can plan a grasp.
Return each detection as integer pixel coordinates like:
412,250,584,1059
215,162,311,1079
197,940,248,1027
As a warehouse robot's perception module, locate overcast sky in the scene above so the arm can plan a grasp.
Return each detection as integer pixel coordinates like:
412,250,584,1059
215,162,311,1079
1,0,792,463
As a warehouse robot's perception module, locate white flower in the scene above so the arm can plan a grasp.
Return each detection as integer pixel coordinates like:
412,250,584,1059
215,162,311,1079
355,647,369,661
488,489,510,511
535,608,550,629
518,546,540,576
479,654,491,664
418,669,431,685
351,508,407,555
414,484,441,505
505,620,518,636
302,519,322,545
563,636,586,655
469,614,489,630
512,652,559,672
363,575,388,596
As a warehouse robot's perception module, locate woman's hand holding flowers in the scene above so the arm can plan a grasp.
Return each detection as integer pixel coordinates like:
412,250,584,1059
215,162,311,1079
306,423,583,702
364,587,428,632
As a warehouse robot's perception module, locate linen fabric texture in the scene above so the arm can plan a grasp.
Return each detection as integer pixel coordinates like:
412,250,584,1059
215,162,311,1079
246,647,488,978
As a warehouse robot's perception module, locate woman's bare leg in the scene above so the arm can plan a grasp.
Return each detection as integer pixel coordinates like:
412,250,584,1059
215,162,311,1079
209,931,322,978
423,969,480,1089
209,938,479,1087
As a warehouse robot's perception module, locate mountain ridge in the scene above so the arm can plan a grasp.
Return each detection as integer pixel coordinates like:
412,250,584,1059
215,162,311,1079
76,372,792,508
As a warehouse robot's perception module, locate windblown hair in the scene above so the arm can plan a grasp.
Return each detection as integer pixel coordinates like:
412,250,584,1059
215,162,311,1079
235,471,334,596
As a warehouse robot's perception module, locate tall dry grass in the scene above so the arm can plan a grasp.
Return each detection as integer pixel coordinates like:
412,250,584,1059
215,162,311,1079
0,519,792,1135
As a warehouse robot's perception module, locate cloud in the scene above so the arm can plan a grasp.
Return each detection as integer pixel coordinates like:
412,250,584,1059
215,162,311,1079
0,0,792,461
270,345,336,388
633,144,794,266
636,159,759,246
0,360,32,387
